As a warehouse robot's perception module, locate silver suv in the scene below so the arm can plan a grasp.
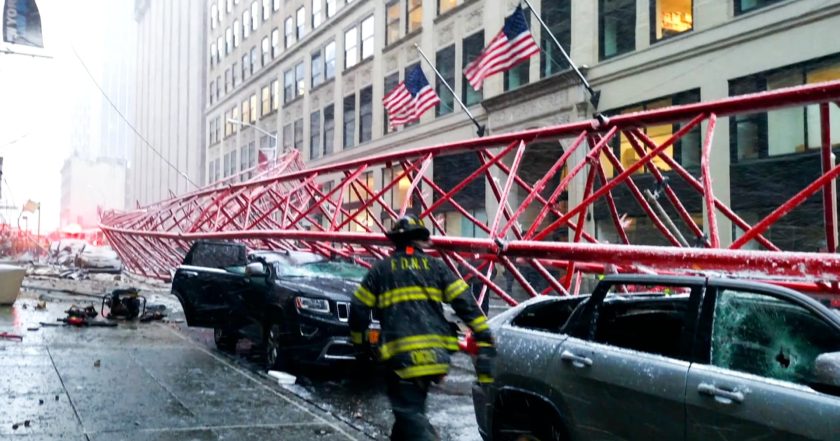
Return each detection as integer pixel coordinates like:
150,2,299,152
471,275,840,440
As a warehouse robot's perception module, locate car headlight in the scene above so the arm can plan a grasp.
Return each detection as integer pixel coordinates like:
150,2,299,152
295,296,330,314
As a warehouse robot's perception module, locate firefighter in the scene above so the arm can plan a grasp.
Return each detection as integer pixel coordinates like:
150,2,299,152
349,214,495,441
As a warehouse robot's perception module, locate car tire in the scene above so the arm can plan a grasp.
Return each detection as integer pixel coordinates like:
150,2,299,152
264,322,289,371
495,409,565,441
213,327,238,352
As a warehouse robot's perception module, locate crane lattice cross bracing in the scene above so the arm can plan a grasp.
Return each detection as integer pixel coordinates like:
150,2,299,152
101,81,840,303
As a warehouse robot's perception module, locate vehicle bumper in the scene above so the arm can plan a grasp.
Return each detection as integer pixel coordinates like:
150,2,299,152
293,313,379,364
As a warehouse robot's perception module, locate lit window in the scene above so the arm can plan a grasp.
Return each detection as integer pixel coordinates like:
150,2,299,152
296,7,306,40
285,17,295,48
312,0,323,28
407,0,422,33
233,19,241,47
243,11,251,39
324,41,336,79
361,16,374,60
271,28,280,58
600,0,635,59
652,0,693,42
312,50,323,87
438,0,458,15
386,1,400,45
344,27,358,69
262,85,271,115
251,1,259,31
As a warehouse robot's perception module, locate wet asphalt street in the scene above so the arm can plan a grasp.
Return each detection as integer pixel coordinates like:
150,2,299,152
1,281,487,441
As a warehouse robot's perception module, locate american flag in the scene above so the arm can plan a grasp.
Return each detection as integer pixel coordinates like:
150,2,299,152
383,65,440,128
464,6,540,91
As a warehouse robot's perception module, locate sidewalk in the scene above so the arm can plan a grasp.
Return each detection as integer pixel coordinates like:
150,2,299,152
1,291,370,440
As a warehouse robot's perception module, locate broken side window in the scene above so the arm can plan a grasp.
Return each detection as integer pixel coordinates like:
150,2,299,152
711,289,840,387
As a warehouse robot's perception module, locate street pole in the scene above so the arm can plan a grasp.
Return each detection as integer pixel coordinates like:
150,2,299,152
521,0,600,109
414,44,487,137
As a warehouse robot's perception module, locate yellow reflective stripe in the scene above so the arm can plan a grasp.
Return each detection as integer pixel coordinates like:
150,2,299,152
445,280,469,302
473,322,489,332
350,331,363,345
395,363,450,379
477,342,494,348
379,334,459,360
378,286,443,308
468,315,487,330
477,374,494,384
354,286,376,307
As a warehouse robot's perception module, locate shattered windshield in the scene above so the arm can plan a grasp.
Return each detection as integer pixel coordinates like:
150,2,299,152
711,289,840,386
275,260,366,282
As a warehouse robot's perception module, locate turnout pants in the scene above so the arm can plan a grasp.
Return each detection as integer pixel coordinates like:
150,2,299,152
386,373,440,441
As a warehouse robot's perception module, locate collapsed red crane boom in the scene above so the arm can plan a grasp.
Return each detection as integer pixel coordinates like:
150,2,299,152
101,81,840,303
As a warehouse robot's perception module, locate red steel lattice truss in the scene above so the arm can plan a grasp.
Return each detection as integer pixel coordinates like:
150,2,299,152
101,81,840,304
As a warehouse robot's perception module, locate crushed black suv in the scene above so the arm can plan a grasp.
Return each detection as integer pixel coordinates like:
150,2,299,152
470,274,840,441
171,240,379,369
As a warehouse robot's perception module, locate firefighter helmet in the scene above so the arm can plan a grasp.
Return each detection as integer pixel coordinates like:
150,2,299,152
385,214,430,243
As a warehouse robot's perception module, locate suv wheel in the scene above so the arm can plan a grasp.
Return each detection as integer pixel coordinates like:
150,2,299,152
213,327,238,352
265,322,289,371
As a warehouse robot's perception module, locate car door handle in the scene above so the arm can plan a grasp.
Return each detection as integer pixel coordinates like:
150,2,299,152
560,350,593,368
697,383,744,404
181,271,198,278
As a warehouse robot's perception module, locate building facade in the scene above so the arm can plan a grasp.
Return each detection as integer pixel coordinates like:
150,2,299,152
204,0,840,250
131,0,207,207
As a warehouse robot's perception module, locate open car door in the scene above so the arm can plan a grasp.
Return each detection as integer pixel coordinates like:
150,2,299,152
172,241,249,328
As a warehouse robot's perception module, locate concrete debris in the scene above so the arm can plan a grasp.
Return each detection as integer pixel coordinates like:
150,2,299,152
268,370,297,385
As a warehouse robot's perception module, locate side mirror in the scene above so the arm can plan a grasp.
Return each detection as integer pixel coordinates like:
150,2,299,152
245,262,267,277
814,352,840,389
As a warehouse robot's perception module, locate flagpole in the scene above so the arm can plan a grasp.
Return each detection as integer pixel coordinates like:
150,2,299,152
521,0,600,109
414,44,487,137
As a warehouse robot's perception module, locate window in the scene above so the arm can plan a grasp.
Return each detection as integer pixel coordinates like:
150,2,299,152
729,57,840,162
271,28,280,58
224,110,232,136
504,8,530,91
218,2,224,22
343,94,355,149
384,72,399,133
284,69,294,103
250,46,258,73
224,68,232,93
261,85,271,115
232,106,240,132
344,27,358,69
271,79,279,110
324,104,335,155
600,0,636,59
407,0,422,33
435,45,455,117
438,0,458,15
294,119,304,151
215,116,221,142
216,76,221,101
210,43,216,67
216,37,223,62
243,11,251,39
326,0,337,18
209,80,215,104
541,1,571,78
242,99,250,126
229,150,238,176
312,0,323,28
285,17,295,48
262,0,270,21
242,54,250,80
232,62,239,87
312,50,323,87
223,153,230,178
261,36,270,66
209,119,216,144
310,110,321,159
325,41,336,79
250,94,258,122
652,0,692,42
361,16,374,60
283,123,293,151
211,3,218,29
233,20,241,47
359,86,372,143
605,90,701,176
462,31,483,106
710,289,840,386
251,1,259,31
226,0,232,13
295,61,305,97
273,0,280,12
240,145,249,177
386,1,400,45
296,7,306,40
735,0,784,15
